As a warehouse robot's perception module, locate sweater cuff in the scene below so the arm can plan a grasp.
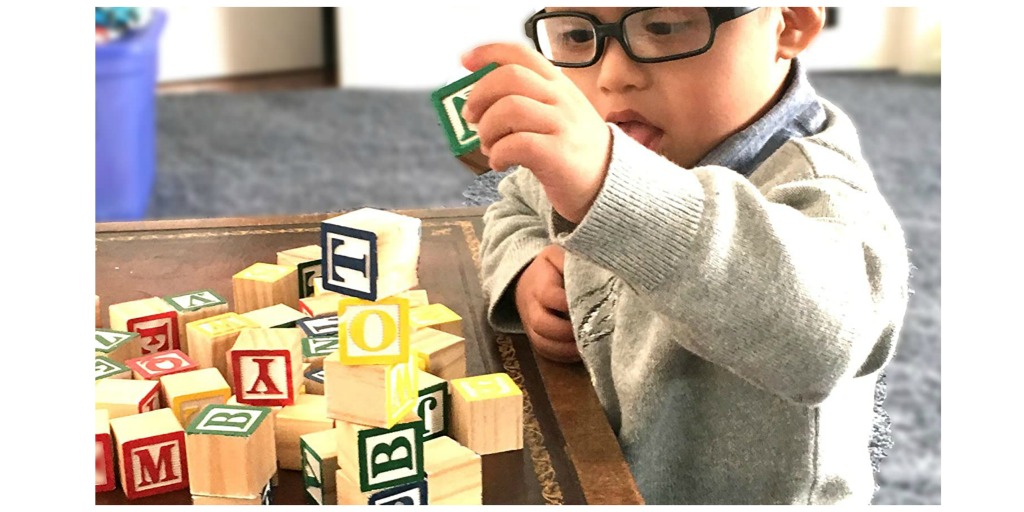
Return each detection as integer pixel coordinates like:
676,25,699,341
555,124,706,293
485,236,550,334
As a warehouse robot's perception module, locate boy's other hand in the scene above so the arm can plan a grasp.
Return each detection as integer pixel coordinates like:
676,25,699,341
461,43,611,224
514,245,580,364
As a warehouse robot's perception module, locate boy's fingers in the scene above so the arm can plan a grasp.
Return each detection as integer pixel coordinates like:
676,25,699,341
531,307,575,343
476,95,558,154
462,64,555,123
462,42,560,81
537,285,569,314
527,327,581,363
544,245,565,275
487,131,555,178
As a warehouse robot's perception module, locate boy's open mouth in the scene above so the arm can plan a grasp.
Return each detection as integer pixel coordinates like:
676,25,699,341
606,110,664,152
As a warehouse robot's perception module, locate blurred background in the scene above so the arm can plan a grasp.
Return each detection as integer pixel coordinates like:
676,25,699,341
95,5,941,505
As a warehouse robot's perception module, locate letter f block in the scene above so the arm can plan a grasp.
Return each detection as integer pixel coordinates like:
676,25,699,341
320,207,421,301
109,408,189,500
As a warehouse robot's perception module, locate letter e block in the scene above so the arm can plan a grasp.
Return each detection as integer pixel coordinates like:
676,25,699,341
300,429,339,505
109,408,189,500
233,263,300,314
320,207,420,301
423,436,481,504
96,409,116,493
109,297,181,355
229,328,303,406
335,413,424,493
324,352,418,428
160,367,232,428
185,404,276,498
297,315,339,338
337,296,410,365
450,373,523,455
95,329,140,364
125,350,199,381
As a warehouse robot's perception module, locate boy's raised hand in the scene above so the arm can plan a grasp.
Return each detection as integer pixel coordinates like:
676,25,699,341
514,244,581,364
461,43,611,225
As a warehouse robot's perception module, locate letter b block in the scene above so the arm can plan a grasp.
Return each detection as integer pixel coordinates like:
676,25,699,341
109,408,189,500
335,413,424,494
337,296,411,365
320,207,421,301
450,373,524,455
185,404,276,499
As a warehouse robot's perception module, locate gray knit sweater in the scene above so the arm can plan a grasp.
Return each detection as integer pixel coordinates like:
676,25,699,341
478,65,910,505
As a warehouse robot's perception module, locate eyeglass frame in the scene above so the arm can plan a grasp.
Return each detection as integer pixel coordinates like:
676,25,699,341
524,7,759,68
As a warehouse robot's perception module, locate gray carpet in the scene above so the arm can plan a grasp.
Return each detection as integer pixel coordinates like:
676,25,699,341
151,71,940,505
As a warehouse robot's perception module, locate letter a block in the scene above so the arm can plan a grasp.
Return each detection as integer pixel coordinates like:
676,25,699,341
229,328,303,407
109,408,189,500
320,207,421,301
416,371,450,442
96,409,116,493
336,471,428,505
160,367,232,428
96,378,162,420
233,263,300,314
335,413,424,494
300,429,339,505
423,436,482,504
185,404,276,499
95,329,141,364
277,244,323,300
109,297,181,355
125,350,199,381
337,296,410,365
162,289,230,355
450,373,524,455
186,312,260,389
324,352,418,428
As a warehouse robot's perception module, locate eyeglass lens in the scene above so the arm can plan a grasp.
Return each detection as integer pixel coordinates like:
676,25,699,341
534,7,713,64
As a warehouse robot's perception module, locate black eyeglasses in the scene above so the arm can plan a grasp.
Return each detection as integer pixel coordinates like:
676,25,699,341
525,7,758,68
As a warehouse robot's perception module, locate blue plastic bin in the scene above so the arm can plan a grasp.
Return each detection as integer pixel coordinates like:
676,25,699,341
95,9,166,222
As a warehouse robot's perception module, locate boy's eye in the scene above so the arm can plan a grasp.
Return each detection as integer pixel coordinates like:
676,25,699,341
643,21,691,36
562,29,595,44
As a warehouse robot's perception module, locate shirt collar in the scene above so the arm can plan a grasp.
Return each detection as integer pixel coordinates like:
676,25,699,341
697,57,827,176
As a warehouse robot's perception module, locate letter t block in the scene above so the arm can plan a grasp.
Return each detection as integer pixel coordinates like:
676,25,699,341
320,207,420,301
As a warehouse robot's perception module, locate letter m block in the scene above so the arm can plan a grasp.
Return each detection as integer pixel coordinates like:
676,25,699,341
109,408,189,500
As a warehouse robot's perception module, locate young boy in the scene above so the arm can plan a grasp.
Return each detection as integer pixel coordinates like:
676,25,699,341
461,7,910,505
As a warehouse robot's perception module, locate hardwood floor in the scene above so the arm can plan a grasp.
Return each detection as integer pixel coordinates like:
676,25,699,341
157,68,333,95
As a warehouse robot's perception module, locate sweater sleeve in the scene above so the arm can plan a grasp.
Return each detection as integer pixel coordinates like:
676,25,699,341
554,123,911,406
479,168,553,334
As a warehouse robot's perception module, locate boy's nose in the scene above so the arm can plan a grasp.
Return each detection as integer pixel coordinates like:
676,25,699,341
596,38,650,93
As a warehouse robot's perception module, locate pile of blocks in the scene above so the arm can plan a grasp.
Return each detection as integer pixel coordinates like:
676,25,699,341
95,207,524,505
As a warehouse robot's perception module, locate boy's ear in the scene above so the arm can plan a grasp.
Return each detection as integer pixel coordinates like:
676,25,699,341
776,7,826,60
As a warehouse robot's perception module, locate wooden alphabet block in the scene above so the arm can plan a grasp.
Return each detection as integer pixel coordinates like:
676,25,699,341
304,366,326,395
300,428,339,505
162,289,230,355
96,409,116,493
416,371,450,441
109,408,189,500
301,335,338,370
185,403,276,498
450,372,523,455
298,294,341,318
240,303,308,328
233,262,300,314
186,312,260,388
393,289,430,308
228,328,304,407
297,314,339,338
409,303,463,338
96,378,162,420
311,277,332,297
410,327,466,381
192,482,272,505
96,294,102,328
96,356,132,382
423,436,482,504
336,470,428,505
109,297,181,355
275,394,334,470
324,352,418,428
125,349,199,381
95,329,141,364
160,367,232,428
277,244,323,300
337,296,411,366
320,207,421,301
334,412,424,494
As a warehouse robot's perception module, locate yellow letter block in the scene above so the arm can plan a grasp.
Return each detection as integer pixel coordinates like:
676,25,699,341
160,367,232,428
449,373,523,455
337,296,410,366
186,312,259,390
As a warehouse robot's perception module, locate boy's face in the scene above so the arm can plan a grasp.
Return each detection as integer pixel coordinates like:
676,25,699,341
548,7,787,168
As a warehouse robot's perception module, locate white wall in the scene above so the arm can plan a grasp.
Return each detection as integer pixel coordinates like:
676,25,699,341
157,7,323,83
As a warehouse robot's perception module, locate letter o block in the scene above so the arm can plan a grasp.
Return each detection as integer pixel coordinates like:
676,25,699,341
125,350,199,381
337,296,410,365
450,373,524,455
